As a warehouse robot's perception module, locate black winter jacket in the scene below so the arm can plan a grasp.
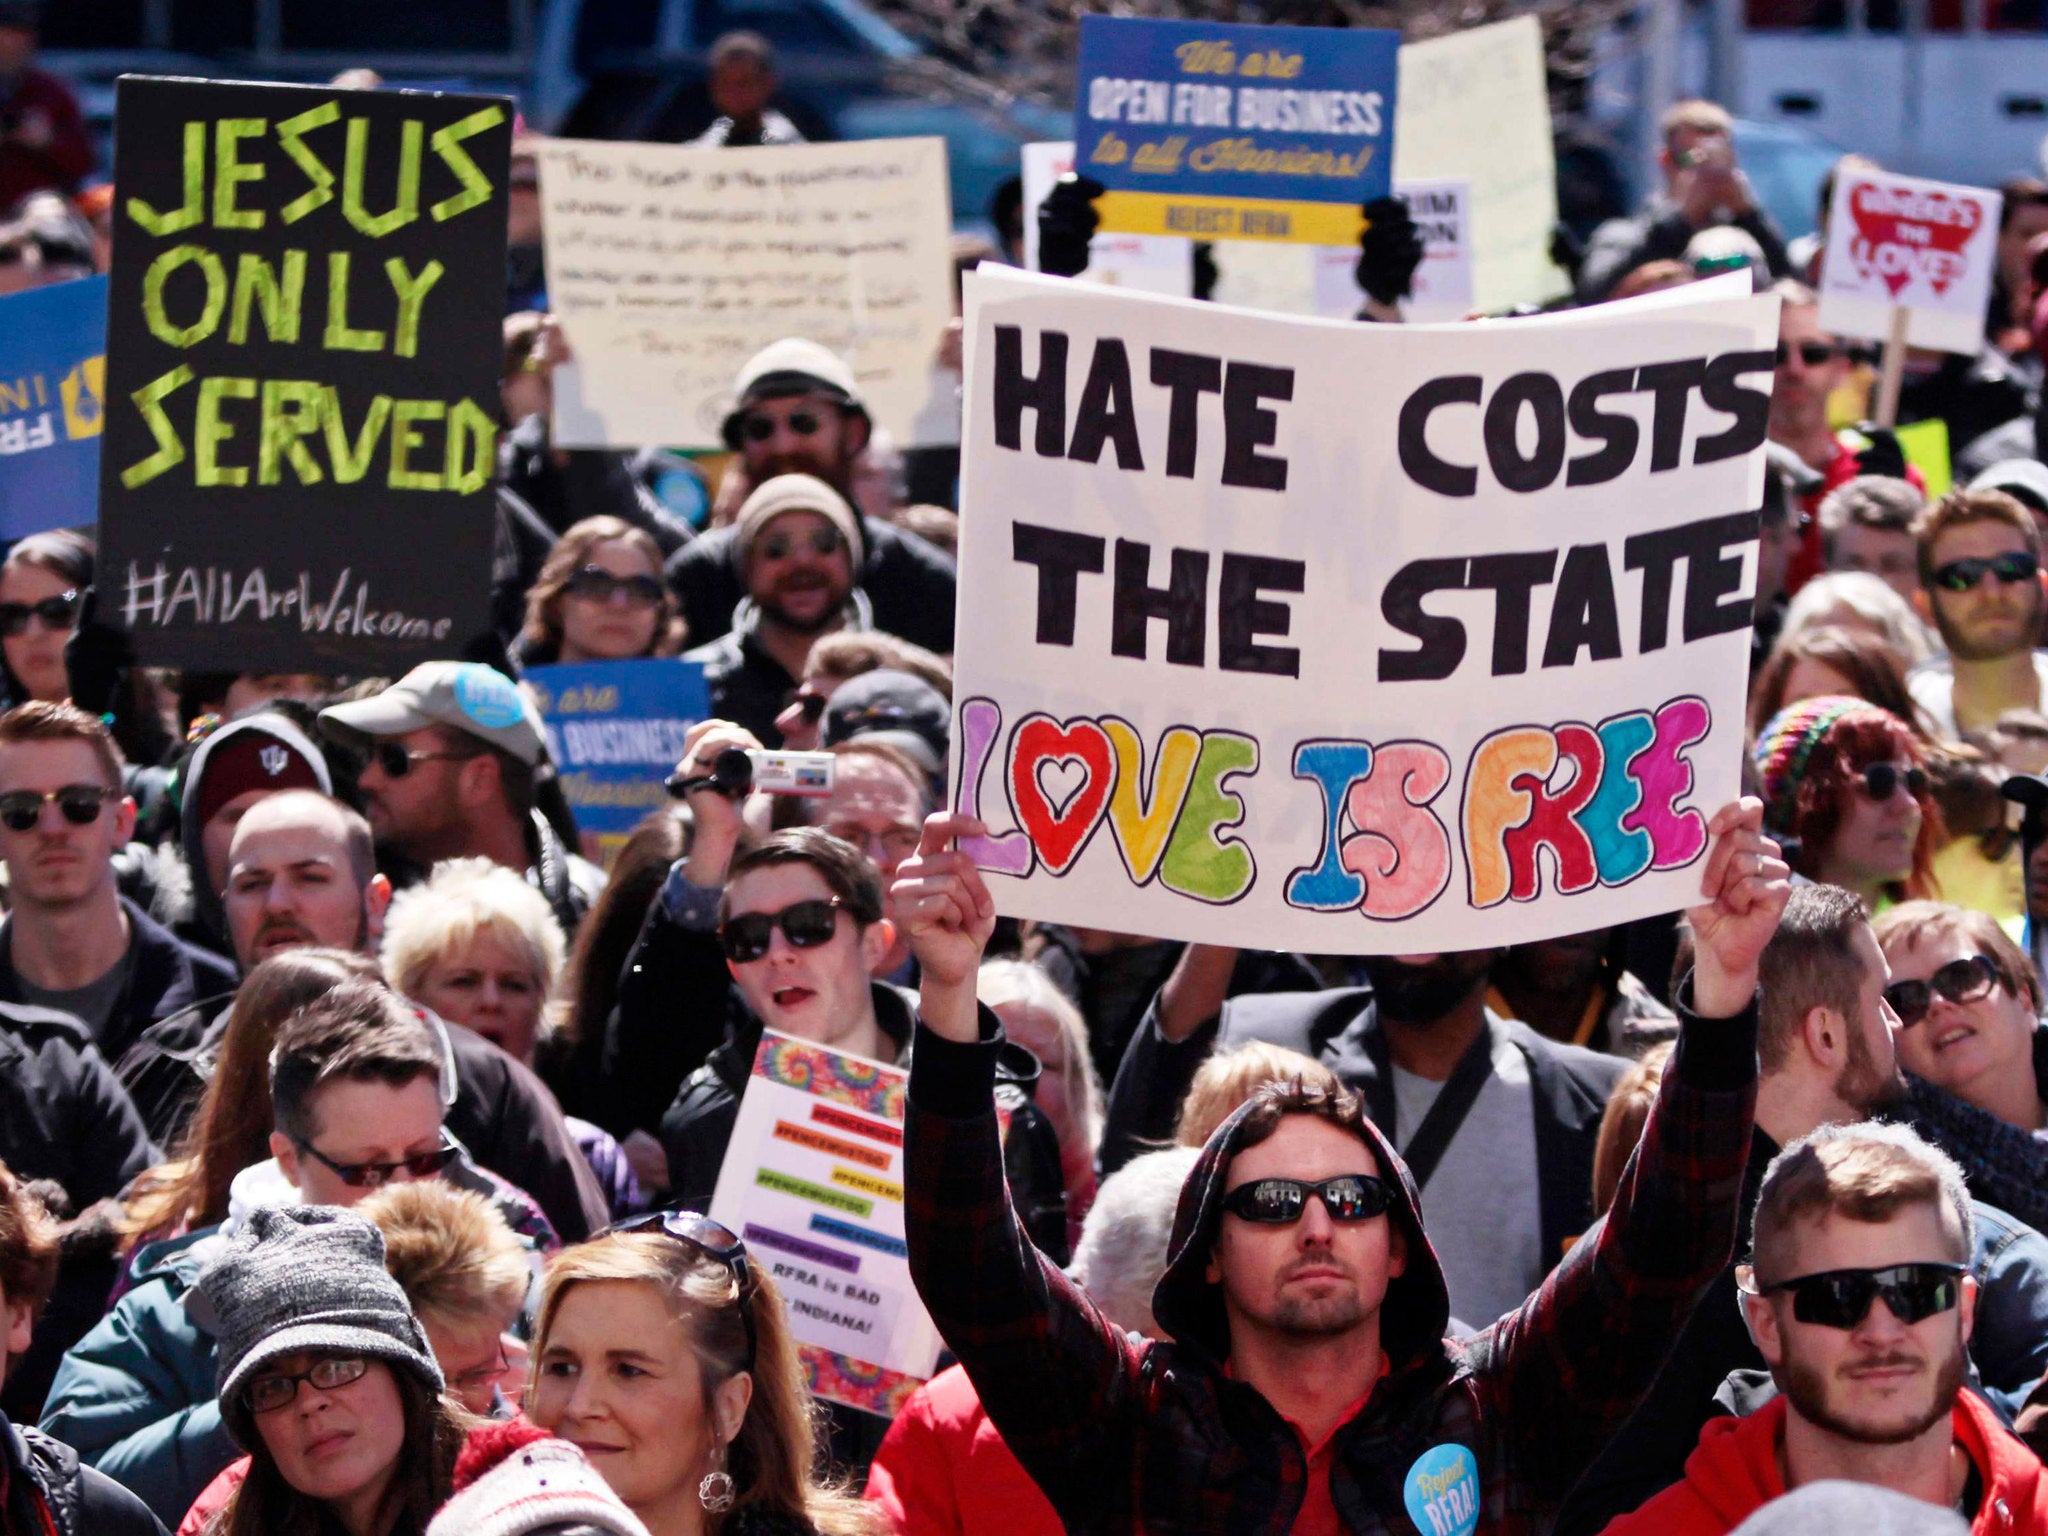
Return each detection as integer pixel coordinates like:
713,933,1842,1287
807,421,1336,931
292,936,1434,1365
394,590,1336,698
0,1002,156,1208
666,514,956,656
2,1413,165,1536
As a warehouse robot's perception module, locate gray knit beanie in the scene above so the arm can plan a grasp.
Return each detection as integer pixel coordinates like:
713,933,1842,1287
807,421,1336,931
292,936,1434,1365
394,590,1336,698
200,1204,444,1446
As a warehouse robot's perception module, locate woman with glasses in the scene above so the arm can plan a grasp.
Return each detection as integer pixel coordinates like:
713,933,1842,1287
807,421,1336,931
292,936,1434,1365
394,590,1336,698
0,529,175,769
192,1205,472,1536
1755,695,1943,910
515,517,685,670
528,1215,876,1536
1874,901,2048,1135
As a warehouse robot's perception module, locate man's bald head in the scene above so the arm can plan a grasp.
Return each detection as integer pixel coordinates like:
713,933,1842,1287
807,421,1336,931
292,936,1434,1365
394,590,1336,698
223,790,389,971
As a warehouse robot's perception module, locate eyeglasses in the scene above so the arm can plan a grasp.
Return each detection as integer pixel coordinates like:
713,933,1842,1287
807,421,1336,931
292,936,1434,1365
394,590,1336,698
1883,953,2004,1027
757,527,844,562
1755,1262,1967,1329
564,565,664,608
371,741,482,779
1932,550,2040,593
450,1345,511,1397
0,784,110,833
1220,1175,1391,1225
0,590,81,637
605,1211,756,1369
293,1134,459,1189
718,896,842,963
740,409,823,442
246,1355,370,1415
824,821,921,866
1775,340,1843,367
1854,762,1928,802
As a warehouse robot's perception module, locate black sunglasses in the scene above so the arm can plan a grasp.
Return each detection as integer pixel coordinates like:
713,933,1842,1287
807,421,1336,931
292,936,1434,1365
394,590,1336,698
0,589,81,638
1221,1175,1391,1225
1932,550,2040,593
757,527,844,562
1883,953,2004,1027
1774,340,1843,367
372,741,482,779
0,784,110,833
606,1210,756,1369
1855,762,1927,802
1758,1262,1967,1329
741,409,824,442
565,565,663,608
294,1135,459,1190
718,897,842,963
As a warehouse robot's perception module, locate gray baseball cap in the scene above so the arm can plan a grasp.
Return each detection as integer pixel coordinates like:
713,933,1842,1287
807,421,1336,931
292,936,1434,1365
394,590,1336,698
319,661,547,766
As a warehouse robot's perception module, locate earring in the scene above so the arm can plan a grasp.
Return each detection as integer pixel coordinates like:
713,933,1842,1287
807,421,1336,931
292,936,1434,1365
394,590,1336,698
699,1446,736,1514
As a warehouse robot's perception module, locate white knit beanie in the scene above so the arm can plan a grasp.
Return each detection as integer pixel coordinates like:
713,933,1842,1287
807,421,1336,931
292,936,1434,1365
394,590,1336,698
427,1422,650,1536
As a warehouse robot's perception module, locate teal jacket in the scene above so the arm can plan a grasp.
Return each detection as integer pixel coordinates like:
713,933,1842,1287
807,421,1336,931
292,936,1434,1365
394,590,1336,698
38,1225,235,1529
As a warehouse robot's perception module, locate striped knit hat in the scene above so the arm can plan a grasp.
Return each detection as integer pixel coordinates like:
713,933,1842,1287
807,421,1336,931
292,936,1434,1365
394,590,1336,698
1752,695,1888,834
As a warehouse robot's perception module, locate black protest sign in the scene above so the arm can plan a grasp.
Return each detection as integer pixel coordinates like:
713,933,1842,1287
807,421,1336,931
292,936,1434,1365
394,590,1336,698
97,76,511,671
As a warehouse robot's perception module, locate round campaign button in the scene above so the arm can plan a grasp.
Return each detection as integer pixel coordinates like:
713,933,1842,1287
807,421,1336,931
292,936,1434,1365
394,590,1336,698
1402,1442,1479,1536
452,664,525,730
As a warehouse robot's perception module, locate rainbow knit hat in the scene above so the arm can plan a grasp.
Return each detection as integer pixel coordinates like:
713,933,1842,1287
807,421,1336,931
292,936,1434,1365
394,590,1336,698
1753,694,1884,834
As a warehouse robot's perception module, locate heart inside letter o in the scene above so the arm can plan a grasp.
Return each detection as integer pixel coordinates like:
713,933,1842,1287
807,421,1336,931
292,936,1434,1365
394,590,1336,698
1010,717,1116,875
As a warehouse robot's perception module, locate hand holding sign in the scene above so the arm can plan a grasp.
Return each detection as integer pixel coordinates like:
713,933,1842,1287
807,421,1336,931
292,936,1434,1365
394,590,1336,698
894,813,997,1043
1686,797,1791,1020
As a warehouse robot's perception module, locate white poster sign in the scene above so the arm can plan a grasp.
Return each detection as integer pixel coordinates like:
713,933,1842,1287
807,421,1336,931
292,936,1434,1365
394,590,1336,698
538,136,957,448
949,268,1776,952
1021,142,1193,298
1393,18,1570,312
707,1031,940,1420
1818,168,2003,356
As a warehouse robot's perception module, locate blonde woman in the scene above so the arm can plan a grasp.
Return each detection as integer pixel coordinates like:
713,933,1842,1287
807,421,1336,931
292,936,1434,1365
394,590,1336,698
978,958,1103,1238
528,1217,877,1536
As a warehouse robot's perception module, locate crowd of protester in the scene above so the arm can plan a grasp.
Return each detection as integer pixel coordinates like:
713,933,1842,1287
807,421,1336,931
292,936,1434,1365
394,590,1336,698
11,0,2048,1526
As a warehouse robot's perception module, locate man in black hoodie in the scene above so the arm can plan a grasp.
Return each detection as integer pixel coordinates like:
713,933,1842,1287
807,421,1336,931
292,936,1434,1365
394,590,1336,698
894,798,1785,1535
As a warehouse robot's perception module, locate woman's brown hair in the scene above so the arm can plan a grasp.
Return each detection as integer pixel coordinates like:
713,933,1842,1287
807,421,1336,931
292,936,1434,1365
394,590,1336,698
532,1232,878,1536
208,1361,470,1536
1748,625,1930,742
121,950,381,1252
521,516,684,660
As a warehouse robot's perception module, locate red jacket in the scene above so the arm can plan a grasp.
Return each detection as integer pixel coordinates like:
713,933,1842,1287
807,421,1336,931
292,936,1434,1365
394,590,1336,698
1600,1390,2048,1536
863,1365,1065,1536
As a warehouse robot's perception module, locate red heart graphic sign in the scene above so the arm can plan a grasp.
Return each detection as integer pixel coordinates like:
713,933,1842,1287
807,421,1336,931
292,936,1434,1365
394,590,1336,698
1010,716,1116,875
1846,180,1983,298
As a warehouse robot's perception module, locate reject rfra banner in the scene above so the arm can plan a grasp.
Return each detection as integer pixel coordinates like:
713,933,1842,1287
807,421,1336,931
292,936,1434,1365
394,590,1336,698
950,269,1777,953
97,76,510,672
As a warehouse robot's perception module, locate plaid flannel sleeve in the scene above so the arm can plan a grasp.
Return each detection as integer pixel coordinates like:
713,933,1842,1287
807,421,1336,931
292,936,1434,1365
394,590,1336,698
1471,972,1757,1500
904,1007,1147,1518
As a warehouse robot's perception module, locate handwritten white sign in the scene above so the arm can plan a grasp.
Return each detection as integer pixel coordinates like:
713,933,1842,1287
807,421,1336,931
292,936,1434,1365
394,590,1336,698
1819,167,2003,356
538,136,958,448
950,268,1774,952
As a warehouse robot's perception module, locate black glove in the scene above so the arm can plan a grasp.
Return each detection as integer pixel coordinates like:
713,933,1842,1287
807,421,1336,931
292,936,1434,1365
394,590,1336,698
1850,424,1910,481
62,588,134,723
1037,174,1105,279
1356,195,1424,307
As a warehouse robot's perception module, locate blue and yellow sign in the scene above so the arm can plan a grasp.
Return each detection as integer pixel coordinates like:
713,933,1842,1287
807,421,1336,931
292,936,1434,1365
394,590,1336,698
528,658,709,856
0,275,106,538
1073,17,1399,246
